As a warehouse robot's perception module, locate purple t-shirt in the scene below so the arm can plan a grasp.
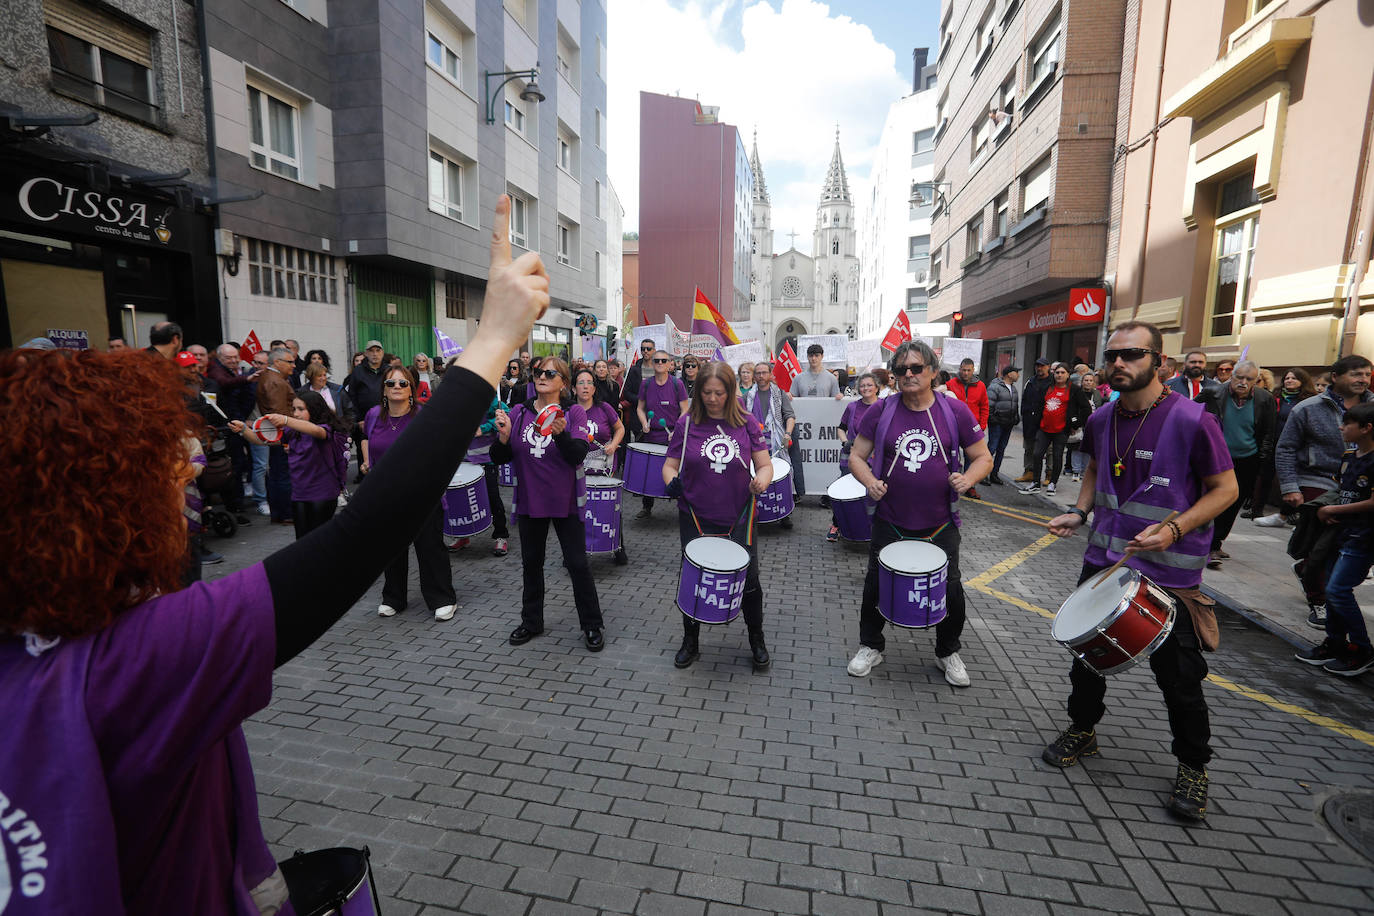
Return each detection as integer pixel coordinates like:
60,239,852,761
668,415,768,526
0,564,277,913
509,402,589,518
639,376,688,444
840,398,882,444
364,404,418,468
1080,393,1232,499
856,396,985,529
283,424,347,501
582,401,620,447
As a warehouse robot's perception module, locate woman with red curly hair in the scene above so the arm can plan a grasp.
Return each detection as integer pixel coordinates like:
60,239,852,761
0,196,549,913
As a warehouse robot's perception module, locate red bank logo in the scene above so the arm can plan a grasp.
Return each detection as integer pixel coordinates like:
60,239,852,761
1069,288,1105,322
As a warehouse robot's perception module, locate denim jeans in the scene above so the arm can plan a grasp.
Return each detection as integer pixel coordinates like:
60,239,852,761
250,441,269,504
985,423,1014,476
1325,537,1373,648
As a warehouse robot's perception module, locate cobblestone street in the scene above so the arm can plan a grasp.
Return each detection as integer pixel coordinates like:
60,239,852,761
209,484,1374,915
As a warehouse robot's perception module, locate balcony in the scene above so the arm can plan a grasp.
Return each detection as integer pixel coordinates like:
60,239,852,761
1164,17,1312,122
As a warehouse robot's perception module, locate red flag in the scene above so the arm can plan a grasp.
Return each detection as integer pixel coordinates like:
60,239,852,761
773,342,802,394
881,311,912,352
239,330,264,362
641,307,650,326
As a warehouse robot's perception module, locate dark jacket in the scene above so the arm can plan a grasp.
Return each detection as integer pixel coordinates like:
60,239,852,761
1020,373,1052,429
298,381,355,428
986,377,1019,427
1167,374,1221,399
346,362,386,425
206,358,256,420
1196,385,1277,461
621,361,646,435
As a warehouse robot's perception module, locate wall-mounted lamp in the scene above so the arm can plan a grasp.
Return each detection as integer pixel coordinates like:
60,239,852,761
484,68,545,124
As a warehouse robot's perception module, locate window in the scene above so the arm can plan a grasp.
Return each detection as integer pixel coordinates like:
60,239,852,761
445,279,466,319
1029,14,1061,85
994,190,1010,237
426,31,460,84
971,115,992,159
509,193,530,248
595,109,603,148
907,288,928,311
428,150,462,220
505,97,527,134
596,37,604,78
557,126,578,175
966,215,984,258
556,28,579,90
998,72,1017,120
832,239,840,255
557,220,575,266
912,128,935,154
46,17,156,124
931,247,942,286
594,180,602,218
830,276,839,303
247,240,338,304
248,85,301,180
503,0,533,31
908,234,930,261
594,251,603,288
1206,171,1261,341
1022,154,1051,212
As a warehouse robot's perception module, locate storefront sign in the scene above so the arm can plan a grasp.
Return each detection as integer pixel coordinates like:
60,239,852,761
2,166,195,252
1068,288,1106,323
47,328,89,350
963,294,1102,341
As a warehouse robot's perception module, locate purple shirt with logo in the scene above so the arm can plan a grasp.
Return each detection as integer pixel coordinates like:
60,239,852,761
840,398,882,443
582,401,620,447
509,402,589,518
0,564,278,913
283,424,347,501
669,416,767,526
364,405,418,468
856,396,985,529
639,376,688,444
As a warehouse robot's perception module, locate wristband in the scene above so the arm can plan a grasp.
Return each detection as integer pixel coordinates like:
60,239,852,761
1071,506,1088,524
1165,520,1184,543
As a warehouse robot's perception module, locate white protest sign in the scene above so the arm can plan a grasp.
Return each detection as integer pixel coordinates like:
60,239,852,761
941,337,982,373
789,397,851,493
635,323,669,354
798,334,850,368
846,338,883,371
730,319,762,343
672,329,692,357
720,339,767,367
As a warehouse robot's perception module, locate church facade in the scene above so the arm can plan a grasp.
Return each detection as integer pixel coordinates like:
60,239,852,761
748,131,860,356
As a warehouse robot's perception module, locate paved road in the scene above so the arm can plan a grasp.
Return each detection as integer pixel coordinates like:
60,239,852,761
210,483,1374,915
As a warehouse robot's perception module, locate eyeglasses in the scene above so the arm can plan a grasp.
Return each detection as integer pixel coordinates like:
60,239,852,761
1103,348,1156,364
384,379,410,388
652,357,669,364
894,363,926,376
534,368,561,380
641,345,654,352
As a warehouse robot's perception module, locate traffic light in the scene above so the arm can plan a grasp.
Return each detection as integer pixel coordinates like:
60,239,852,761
607,324,618,355
950,311,964,337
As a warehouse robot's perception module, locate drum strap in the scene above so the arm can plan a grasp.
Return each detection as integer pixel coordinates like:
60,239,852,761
687,496,756,546
884,520,949,543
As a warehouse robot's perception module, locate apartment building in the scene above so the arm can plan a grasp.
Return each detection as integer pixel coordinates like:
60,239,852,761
929,0,1125,373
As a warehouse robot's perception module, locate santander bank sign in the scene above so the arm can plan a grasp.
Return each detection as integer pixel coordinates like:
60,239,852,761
1068,288,1105,323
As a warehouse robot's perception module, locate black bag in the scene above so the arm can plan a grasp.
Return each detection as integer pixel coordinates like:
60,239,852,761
200,452,235,492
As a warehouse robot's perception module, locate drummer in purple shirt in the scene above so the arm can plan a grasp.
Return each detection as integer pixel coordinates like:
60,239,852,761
0,192,549,913
846,340,993,688
575,366,629,565
1046,321,1236,822
664,362,773,670
635,349,689,518
492,357,607,651
826,372,882,543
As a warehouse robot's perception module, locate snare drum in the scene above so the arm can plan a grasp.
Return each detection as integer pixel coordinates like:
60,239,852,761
442,462,492,538
497,462,515,488
755,456,794,523
677,537,751,625
584,476,623,554
624,443,670,497
279,846,380,916
1052,566,1176,676
583,446,613,476
877,541,949,628
827,474,872,541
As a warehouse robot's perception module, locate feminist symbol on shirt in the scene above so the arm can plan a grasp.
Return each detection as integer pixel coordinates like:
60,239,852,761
523,422,550,458
894,428,939,473
701,432,741,474
585,419,599,441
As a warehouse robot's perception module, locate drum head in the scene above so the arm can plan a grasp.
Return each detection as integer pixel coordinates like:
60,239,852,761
1052,566,1138,641
587,476,623,489
535,404,564,436
753,457,790,480
878,540,947,574
449,462,484,488
684,536,749,572
827,474,867,501
629,443,669,456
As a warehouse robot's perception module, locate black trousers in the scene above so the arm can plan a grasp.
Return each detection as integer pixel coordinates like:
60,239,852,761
518,513,603,631
1021,419,1039,471
381,502,455,611
859,520,966,658
787,436,806,497
1066,563,1212,769
1031,429,1068,485
266,446,293,522
292,498,337,540
677,509,763,639
1212,453,1260,550
482,464,510,539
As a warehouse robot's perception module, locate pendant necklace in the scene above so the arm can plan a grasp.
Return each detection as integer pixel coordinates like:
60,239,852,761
1111,388,1169,478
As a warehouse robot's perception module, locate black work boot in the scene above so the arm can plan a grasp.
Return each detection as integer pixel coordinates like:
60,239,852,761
1167,764,1208,822
1042,726,1099,767
674,635,699,668
748,630,771,671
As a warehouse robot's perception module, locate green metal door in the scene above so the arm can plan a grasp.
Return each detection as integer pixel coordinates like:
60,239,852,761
353,264,433,361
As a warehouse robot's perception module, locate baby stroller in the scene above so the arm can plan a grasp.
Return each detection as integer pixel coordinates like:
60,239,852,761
199,422,241,538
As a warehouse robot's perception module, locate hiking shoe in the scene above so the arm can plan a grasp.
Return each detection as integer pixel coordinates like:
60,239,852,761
1324,645,1374,677
826,525,840,543
1295,638,1347,666
1042,727,1099,768
1307,604,1328,629
1167,764,1208,822
1014,471,1033,483
847,646,883,677
935,652,970,687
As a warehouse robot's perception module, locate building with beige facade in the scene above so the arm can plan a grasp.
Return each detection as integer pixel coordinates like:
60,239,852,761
1108,0,1374,367
929,0,1126,373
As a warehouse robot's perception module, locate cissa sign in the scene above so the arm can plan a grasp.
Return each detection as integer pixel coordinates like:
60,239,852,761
2,166,193,252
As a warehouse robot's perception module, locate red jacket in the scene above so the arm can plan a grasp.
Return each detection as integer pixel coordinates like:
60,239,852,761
947,377,989,427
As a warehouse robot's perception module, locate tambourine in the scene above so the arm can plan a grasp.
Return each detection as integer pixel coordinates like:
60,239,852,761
535,404,564,436
253,417,283,443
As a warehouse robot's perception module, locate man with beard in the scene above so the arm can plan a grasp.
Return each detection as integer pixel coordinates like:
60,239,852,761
1167,350,1219,400
1044,321,1237,822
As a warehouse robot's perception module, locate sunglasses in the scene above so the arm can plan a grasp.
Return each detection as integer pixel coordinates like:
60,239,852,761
384,379,410,388
534,368,561,380
1103,348,1156,363
894,364,926,376
641,344,654,351
683,362,698,369
652,357,669,364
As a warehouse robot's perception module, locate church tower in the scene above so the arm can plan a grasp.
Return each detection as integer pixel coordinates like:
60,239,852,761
813,128,859,335
749,130,773,327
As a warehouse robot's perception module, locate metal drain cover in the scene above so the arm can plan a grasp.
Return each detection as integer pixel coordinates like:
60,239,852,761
1323,793,1374,862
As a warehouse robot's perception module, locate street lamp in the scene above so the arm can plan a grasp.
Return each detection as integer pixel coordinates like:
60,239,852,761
910,181,954,207
484,68,545,124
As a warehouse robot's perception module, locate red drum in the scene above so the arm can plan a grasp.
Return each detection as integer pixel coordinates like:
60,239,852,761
1052,566,1176,676
535,404,564,436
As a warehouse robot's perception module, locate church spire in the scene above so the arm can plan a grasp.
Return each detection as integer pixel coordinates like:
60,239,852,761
750,128,770,205
819,125,850,204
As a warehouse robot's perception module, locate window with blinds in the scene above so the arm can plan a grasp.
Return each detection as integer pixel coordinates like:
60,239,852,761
45,0,156,123
1022,154,1052,213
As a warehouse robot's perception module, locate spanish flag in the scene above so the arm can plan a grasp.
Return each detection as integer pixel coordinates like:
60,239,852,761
690,287,740,346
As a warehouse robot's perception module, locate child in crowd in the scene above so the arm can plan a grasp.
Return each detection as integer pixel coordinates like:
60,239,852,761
233,392,349,539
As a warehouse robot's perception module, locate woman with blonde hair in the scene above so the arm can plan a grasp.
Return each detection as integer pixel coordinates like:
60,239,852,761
412,352,436,403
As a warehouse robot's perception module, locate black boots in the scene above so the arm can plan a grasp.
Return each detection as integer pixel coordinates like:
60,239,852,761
748,630,770,671
674,635,699,668
675,628,770,671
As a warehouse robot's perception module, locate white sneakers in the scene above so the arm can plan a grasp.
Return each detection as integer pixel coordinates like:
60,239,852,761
847,646,884,676
1255,512,1289,528
434,604,457,621
377,604,397,617
936,653,971,687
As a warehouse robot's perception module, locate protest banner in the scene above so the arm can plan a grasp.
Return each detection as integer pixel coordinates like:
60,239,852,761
845,338,883,371
720,339,767,367
797,333,850,368
790,397,850,493
940,337,983,373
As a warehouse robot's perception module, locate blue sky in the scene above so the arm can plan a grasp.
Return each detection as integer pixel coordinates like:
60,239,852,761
608,0,942,238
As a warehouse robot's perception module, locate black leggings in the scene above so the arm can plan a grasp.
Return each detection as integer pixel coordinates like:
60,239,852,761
292,498,337,540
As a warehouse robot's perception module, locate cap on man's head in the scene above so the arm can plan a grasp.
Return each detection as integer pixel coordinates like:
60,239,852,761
21,337,57,350
1001,365,1020,376
365,339,384,350
1034,357,1051,366
174,350,198,367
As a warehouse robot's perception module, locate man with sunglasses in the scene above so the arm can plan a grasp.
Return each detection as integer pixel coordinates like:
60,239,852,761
619,339,656,439
1045,321,1237,823
846,340,992,687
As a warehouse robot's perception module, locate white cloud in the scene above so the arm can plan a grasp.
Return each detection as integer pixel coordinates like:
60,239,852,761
607,0,905,242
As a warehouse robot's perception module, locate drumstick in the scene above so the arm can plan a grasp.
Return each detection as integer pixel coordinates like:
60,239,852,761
980,505,1051,529
1090,511,1179,589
